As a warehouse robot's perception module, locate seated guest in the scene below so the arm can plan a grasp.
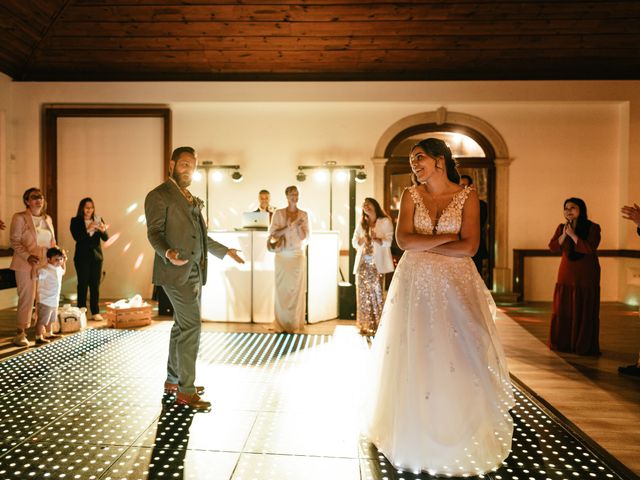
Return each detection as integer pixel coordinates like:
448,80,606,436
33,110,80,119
255,189,276,220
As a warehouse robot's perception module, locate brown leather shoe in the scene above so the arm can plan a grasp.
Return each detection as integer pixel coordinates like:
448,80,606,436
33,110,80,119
164,382,205,395
175,391,211,411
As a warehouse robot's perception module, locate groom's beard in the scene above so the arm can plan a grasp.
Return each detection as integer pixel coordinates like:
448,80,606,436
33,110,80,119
171,169,192,189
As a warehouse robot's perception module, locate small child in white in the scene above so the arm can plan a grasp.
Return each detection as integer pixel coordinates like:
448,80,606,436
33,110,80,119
36,247,66,344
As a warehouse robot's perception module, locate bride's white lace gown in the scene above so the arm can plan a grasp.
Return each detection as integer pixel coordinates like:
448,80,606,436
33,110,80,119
365,185,514,476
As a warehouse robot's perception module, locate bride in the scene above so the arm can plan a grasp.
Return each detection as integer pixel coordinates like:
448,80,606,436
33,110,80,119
365,138,514,476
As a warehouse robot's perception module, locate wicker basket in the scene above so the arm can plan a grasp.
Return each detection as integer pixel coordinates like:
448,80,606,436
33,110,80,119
106,305,152,329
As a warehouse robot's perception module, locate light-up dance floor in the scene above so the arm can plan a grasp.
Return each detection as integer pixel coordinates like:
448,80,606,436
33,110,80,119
0,328,630,479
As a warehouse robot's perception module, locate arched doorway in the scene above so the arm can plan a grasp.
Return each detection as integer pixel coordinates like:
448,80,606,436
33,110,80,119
371,108,513,294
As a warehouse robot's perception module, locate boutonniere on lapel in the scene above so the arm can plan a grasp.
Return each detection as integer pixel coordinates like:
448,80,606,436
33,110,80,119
194,196,205,210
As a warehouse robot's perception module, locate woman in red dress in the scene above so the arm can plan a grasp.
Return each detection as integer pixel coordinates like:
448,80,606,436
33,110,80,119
548,197,601,355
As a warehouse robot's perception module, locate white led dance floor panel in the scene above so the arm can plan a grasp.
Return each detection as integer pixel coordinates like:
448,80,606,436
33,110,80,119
0,329,632,480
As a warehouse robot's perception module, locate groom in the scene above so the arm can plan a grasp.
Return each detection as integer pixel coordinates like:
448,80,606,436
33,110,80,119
145,146,244,410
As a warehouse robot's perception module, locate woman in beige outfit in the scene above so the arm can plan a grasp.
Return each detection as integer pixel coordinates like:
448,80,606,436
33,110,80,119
10,187,56,347
268,185,309,333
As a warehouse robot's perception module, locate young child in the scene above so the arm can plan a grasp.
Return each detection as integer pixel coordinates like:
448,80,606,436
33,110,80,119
35,247,66,344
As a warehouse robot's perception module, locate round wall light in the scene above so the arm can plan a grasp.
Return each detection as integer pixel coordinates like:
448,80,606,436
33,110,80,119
355,170,367,183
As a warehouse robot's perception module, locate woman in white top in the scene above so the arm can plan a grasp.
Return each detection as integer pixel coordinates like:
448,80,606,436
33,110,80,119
352,197,394,336
268,185,310,333
9,187,56,347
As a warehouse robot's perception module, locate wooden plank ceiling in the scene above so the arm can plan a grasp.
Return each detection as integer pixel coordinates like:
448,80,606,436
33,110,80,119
0,0,639,81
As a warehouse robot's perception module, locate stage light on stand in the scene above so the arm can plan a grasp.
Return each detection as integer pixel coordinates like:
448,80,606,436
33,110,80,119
295,161,366,231
314,169,329,183
335,170,349,182
197,163,242,227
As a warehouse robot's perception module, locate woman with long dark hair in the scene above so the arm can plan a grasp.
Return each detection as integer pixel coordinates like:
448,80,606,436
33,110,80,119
364,138,514,475
70,197,108,321
548,197,601,355
351,197,394,336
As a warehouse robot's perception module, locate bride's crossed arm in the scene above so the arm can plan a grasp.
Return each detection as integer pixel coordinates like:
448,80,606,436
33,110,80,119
429,189,481,257
395,188,457,251
395,187,480,258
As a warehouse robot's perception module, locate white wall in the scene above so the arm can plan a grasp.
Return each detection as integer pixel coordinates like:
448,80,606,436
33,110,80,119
172,102,375,232
57,117,164,300
1,79,640,306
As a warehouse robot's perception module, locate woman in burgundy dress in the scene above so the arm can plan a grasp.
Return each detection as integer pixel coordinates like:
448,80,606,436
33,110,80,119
548,197,601,355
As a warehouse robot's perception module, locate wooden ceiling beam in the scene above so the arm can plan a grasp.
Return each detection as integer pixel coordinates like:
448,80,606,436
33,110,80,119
33,46,640,60
40,33,640,51
57,3,640,23
68,0,640,7
25,56,639,75
49,18,639,37
30,49,640,67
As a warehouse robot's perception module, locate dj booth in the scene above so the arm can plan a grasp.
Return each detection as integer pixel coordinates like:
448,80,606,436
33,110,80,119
197,230,339,324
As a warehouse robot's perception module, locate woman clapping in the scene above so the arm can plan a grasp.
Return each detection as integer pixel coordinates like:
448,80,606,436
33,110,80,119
70,197,109,321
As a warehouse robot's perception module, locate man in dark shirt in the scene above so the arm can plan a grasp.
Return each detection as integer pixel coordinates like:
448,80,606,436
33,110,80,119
459,175,488,277
255,189,276,221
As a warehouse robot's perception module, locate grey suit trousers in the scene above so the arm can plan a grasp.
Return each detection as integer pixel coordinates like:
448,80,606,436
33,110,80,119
163,263,202,394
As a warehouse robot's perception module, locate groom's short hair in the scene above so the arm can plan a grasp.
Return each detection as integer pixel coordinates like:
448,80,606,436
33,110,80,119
171,146,195,162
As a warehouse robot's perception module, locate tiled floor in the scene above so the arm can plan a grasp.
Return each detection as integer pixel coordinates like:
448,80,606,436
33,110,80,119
0,326,633,480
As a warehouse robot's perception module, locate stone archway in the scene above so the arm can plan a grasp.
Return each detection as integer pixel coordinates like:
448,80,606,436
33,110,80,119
371,107,514,294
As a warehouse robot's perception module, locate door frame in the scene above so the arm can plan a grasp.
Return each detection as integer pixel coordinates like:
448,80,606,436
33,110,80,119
42,105,172,232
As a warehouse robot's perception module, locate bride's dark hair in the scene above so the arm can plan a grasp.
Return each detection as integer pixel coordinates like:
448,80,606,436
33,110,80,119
411,138,460,184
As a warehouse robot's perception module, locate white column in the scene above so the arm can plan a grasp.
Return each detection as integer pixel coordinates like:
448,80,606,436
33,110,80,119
493,157,514,293
371,156,388,203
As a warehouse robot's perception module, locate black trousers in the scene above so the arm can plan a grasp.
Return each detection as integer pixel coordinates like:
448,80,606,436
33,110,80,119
75,258,102,314
472,255,484,275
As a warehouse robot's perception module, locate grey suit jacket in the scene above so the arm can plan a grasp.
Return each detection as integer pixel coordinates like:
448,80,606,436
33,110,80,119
145,179,228,287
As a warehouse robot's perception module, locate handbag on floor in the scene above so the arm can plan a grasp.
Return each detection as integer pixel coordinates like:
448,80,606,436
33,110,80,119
57,304,87,333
